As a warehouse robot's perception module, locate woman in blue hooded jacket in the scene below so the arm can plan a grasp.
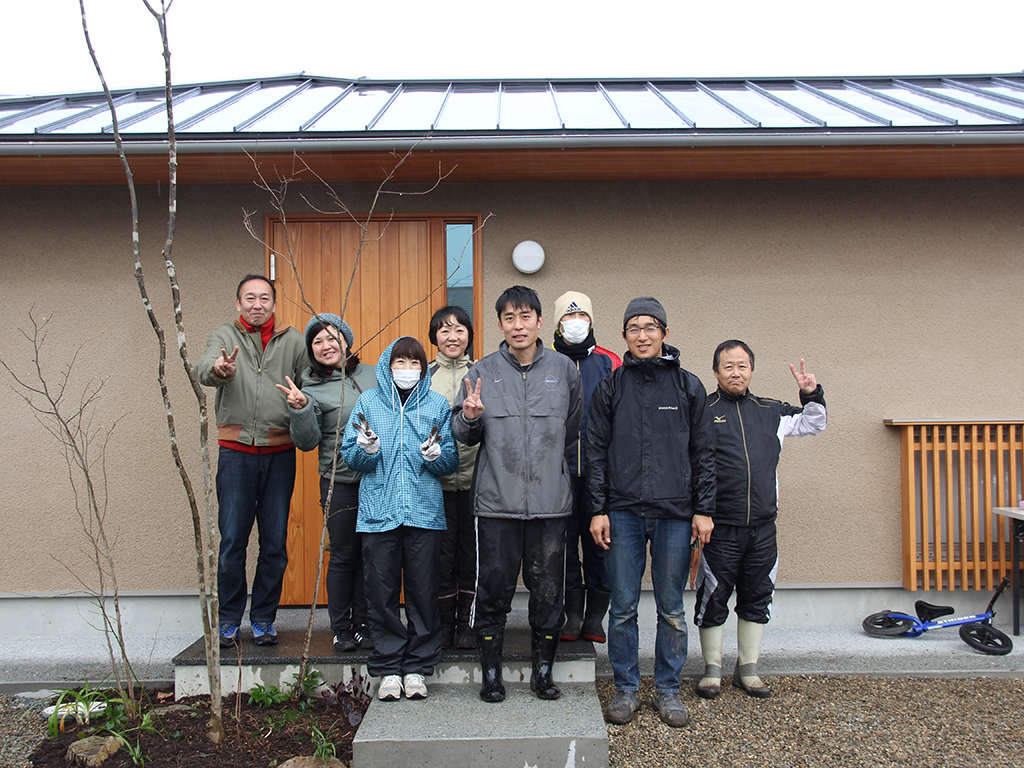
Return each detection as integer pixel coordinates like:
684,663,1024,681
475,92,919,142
341,336,458,702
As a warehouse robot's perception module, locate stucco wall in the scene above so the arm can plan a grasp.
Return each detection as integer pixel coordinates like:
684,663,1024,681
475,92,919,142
2,177,1022,592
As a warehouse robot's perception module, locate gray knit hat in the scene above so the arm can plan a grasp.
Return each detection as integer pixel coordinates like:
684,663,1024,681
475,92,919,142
623,297,668,329
305,313,354,348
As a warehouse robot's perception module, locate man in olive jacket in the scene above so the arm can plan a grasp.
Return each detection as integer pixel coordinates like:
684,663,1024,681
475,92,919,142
196,274,306,648
587,297,715,728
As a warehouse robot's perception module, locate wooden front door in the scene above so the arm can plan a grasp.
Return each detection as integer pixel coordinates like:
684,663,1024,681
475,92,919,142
267,214,478,606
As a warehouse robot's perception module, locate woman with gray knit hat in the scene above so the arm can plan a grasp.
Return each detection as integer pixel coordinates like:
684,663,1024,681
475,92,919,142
277,313,377,652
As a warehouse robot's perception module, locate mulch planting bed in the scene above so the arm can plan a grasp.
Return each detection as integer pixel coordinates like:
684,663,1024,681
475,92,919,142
29,687,367,768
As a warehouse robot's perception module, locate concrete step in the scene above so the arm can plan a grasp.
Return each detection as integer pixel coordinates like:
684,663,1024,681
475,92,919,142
172,626,597,696
353,681,608,768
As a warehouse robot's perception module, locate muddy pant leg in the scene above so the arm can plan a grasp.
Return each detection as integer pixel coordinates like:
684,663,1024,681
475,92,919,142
605,510,647,692
474,517,523,633
523,517,568,631
649,517,692,694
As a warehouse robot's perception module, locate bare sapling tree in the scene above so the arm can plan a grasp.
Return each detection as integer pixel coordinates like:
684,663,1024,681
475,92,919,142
242,151,489,694
0,312,142,717
79,0,225,743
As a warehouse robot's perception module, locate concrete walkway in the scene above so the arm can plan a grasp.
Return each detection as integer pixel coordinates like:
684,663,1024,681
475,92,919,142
2,605,1021,696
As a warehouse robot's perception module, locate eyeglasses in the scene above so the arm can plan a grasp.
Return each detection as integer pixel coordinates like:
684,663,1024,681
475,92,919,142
625,324,662,338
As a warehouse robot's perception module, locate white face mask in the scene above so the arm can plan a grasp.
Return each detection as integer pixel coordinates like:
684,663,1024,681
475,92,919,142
392,369,421,390
560,318,591,345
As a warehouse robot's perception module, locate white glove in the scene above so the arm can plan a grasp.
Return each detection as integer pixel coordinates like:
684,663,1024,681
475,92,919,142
353,413,379,454
420,426,441,462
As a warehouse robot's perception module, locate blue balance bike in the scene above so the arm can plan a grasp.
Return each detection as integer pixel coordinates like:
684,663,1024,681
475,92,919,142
862,576,1013,655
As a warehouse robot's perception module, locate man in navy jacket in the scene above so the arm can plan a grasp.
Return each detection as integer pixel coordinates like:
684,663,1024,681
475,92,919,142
587,297,715,727
694,340,826,699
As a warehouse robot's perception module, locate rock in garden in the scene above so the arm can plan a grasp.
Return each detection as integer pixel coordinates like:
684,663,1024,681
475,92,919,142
65,735,121,767
279,756,346,768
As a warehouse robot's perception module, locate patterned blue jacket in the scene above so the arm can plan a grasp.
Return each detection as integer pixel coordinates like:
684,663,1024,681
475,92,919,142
342,339,459,533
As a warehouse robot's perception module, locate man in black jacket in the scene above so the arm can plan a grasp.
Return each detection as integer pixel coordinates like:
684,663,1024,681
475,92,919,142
694,341,826,700
587,297,715,727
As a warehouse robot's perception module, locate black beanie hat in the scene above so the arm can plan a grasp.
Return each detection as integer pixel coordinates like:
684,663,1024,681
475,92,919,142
623,297,668,329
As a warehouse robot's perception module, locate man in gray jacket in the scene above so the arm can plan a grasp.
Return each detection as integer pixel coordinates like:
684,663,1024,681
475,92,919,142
453,285,583,703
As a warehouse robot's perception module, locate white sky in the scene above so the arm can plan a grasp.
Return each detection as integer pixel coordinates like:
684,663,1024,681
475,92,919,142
2,0,1023,97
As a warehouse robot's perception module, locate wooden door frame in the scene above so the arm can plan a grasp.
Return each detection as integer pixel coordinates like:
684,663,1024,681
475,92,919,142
263,211,483,606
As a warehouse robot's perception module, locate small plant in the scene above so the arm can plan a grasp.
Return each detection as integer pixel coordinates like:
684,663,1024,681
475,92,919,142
46,682,112,736
310,723,337,763
116,735,149,766
102,701,130,732
264,708,301,734
322,674,371,727
248,683,289,708
291,668,324,701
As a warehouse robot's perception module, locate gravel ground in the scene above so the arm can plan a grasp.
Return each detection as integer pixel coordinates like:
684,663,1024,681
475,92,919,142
596,676,1024,767
0,695,46,768
6,677,1023,767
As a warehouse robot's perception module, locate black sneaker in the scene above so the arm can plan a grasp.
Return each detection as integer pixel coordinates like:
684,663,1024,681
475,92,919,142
353,626,374,650
334,630,357,652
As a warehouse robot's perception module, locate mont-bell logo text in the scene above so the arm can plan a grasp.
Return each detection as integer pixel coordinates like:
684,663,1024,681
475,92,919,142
658,405,678,411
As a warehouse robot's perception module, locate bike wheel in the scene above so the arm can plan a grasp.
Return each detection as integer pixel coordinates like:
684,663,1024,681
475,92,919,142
958,622,1013,656
862,611,917,637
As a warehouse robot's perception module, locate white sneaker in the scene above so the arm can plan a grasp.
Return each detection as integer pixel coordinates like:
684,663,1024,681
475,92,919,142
378,674,403,701
403,673,428,699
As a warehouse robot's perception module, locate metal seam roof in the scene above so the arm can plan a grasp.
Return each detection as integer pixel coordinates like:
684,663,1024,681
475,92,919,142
2,73,1024,152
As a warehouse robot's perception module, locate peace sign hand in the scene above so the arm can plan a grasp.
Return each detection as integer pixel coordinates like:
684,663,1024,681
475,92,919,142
275,375,308,409
462,378,485,420
789,358,818,394
213,346,239,379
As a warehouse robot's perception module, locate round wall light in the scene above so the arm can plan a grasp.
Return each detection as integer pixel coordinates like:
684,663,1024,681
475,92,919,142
512,240,545,274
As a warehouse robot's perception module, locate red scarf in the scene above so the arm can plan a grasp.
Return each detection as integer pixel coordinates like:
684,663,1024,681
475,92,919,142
238,315,275,350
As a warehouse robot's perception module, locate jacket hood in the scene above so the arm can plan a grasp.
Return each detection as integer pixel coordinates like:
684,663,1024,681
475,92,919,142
376,338,432,409
300,365,345,387
623,342,681,368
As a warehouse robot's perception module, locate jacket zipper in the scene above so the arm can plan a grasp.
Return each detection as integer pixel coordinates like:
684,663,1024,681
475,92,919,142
736,399,752,525
453,360,463,491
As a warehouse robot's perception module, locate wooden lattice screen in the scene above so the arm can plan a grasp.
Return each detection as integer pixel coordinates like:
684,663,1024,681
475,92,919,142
886,420,1022,591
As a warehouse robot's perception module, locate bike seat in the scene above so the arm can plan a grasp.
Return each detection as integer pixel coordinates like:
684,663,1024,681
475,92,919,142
915,600,954,621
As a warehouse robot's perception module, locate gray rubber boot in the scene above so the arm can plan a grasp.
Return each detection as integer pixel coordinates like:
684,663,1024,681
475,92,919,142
696,624,724,699
734,619,771,698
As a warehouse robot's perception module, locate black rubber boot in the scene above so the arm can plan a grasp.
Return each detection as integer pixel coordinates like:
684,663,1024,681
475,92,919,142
477,629,506,702
560,589,585,641
581,589,611,643
530,630,561,700
455,590,476,649
438,592,457,648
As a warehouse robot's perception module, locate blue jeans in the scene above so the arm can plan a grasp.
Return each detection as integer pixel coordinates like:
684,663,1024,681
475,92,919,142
217,446,295,624
605,511,692,694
